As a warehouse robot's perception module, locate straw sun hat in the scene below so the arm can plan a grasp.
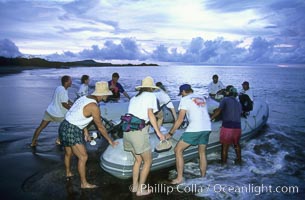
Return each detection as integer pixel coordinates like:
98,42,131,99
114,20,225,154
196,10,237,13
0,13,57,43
135,76,159,90
91,81,112,96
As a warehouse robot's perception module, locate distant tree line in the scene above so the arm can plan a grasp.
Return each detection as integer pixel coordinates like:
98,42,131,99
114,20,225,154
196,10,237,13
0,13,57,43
0,56,158,67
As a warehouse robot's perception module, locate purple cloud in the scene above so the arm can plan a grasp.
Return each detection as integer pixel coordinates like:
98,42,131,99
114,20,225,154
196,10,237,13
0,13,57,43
0,39,22,58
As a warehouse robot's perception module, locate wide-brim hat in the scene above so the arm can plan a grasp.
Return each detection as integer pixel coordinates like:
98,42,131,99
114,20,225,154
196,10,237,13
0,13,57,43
135,76,159,90
91,81,113,96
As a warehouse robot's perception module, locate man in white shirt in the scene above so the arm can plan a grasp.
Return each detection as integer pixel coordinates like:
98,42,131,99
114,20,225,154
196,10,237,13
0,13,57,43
30,75,73,147
240,81,254,101
207,74,225,99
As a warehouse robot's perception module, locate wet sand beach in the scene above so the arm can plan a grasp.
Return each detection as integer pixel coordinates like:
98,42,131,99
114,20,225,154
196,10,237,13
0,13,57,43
0,117,197,200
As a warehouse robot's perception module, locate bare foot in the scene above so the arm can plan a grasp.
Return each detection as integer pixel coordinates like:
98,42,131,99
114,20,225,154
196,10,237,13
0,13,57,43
234,159,242,165
131,184,138,193
66,172,74,180
170,178,184,185
81,183,98,189
30,141,37,147
136,189,151,196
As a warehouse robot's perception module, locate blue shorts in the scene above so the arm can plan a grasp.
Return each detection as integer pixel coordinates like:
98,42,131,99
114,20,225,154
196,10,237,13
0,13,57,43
180,131,211,145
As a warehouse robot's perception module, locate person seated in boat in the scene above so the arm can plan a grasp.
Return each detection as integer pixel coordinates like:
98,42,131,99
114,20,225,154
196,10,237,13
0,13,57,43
166,84,211,184
154,82,177,128
122,76,165,196
239,81,253,117
107,72,131,102
59,81,118,189
210,85,242,165
76,75,90,99
208,74,225,100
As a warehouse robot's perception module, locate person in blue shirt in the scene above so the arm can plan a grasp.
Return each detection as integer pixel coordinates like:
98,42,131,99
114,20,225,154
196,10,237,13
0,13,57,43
107,72,131,102
210,85,242,165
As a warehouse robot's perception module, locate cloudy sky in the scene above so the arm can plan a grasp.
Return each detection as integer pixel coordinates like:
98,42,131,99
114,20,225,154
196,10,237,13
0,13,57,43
1,0,305,64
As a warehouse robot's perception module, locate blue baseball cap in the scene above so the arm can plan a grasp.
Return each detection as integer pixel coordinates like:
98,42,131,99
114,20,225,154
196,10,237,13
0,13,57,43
242,81,249,86
178,84,192,96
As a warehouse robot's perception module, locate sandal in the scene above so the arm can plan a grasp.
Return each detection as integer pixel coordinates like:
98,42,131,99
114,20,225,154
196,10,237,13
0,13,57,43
155,140,172,153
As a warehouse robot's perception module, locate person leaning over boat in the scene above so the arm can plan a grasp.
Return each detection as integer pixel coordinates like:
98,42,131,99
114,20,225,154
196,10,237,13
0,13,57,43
123,76,165,196
210,85,242,165
107,72,131,102
30,75,73,147
58,81,118,189
165,84,211,184
154,82,178,127
207,74,225,100
76,75,90,98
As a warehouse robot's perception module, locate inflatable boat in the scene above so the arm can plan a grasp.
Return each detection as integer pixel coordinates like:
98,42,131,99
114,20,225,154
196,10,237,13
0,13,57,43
99,98,269,179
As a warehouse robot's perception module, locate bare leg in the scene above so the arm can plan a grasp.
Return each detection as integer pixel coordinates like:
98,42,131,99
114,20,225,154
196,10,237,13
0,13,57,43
221,144,230,164
234,143,242,164
31,120,50,146
71,144,97,189
64,147,74,178
155,110,164,128
131,151,142,192
136,150,152,196
198,144,207,177
171,140,190,184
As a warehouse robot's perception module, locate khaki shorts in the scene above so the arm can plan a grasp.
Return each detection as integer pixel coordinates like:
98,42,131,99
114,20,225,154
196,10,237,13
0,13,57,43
123,126,151,154
43,111,64,122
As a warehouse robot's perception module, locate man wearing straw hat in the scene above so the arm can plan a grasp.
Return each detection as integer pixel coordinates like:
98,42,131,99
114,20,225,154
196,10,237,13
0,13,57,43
123,76,165,196
59,81,118,189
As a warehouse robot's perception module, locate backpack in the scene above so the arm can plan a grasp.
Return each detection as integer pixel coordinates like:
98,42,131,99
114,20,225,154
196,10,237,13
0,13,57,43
239,94,253,112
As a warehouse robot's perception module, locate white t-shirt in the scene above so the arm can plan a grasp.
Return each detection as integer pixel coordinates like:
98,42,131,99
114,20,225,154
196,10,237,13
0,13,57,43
128,92,158,122
66,96,96,129
208,81,225,95
46,86,69,118
77,84,89,97
178,94,211,132
154,90,174,109
240,88,254,101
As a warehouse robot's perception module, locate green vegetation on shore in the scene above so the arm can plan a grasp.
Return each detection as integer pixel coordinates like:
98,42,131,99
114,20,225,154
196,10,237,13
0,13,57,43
0,56,158,67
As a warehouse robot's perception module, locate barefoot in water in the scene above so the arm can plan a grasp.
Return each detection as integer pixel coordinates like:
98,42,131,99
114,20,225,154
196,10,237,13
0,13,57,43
81,183,98,189
30,141,37,147
171,178,184,185
136,189,151,196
